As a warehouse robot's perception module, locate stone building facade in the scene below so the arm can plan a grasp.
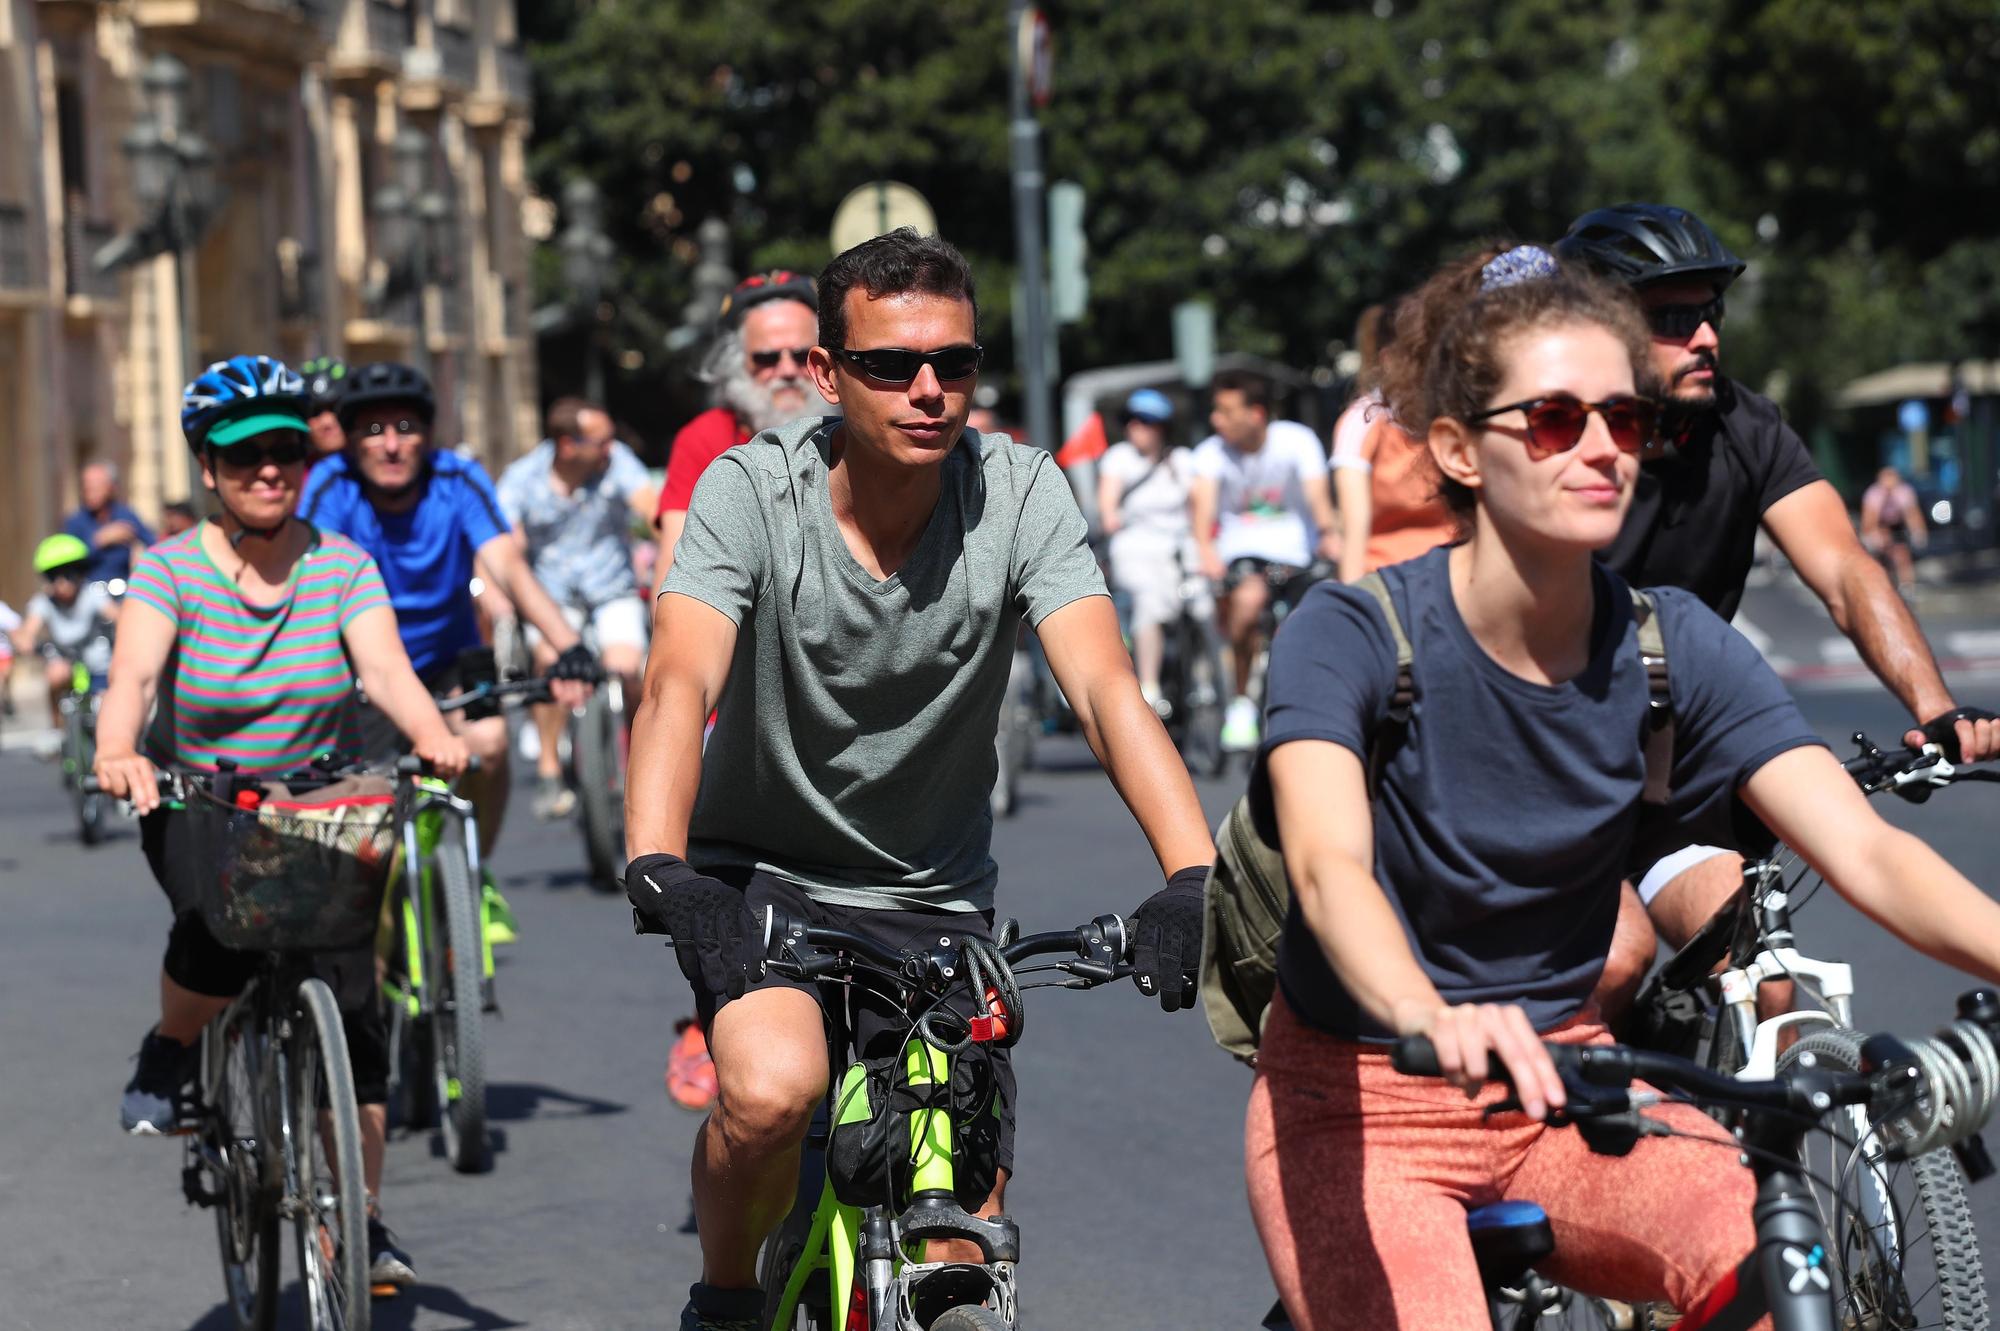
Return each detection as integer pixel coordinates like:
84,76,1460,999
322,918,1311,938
0,0,537,608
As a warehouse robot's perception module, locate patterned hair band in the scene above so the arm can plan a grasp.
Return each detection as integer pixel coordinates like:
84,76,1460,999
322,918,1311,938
1479,245,1560,292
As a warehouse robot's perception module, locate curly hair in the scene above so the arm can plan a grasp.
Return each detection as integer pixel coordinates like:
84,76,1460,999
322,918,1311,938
1379,246,1653,518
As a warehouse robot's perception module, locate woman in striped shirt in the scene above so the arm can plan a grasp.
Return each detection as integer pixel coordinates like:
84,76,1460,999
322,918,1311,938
94,355,465,1295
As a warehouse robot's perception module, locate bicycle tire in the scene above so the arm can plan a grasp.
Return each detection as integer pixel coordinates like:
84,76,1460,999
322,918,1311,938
287,977,370,1331
929,1306,1009,1331
206,999,280,1329
573,687,626,891
1779,1028,1989,1331
1173,617,1227,779
72,710,104,845
384,897,437,1134
431,816,489,1173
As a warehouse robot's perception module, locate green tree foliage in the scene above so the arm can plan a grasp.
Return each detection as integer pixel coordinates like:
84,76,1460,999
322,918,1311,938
529,0,1994,464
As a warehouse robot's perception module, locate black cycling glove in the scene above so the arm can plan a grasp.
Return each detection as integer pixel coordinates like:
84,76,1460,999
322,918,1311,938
626,853,759,999
549,642,606,684
1919,706,1998,764
1129,866,1210,1013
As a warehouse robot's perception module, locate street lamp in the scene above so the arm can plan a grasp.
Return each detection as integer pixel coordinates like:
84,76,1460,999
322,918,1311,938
370,126,452,378
116,52,218,503
558,178,615,402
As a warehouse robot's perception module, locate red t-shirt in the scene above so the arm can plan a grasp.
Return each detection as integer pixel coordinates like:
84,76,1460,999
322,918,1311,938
657,407,751,519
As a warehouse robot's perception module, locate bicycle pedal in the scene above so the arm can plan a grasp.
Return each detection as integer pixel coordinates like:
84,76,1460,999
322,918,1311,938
181,1165,223,1208
370,1282,404,1300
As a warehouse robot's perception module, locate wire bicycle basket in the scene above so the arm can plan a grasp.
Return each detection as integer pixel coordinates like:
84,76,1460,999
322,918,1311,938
171,778,397,952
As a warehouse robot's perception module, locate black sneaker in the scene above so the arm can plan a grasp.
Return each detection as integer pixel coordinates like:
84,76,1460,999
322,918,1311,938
121,1029,196,1135
679,1283,764,1331
367,1216,417,1294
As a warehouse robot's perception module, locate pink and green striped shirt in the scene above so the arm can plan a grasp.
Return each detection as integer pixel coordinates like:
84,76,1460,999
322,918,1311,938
127,524,391,773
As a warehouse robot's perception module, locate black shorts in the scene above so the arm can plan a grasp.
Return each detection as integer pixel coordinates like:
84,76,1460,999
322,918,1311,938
141,811,389,1104
1222,556,1308,592
694,867,1019,1177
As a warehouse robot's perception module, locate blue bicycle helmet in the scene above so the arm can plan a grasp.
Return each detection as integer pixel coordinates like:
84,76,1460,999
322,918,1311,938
1124,388,1174,423
181,355,309,453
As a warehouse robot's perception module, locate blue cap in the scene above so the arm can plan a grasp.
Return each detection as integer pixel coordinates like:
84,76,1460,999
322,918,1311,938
1124,388,1174,423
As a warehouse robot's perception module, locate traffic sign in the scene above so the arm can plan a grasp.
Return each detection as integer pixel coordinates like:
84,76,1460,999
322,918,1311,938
829,181,938,257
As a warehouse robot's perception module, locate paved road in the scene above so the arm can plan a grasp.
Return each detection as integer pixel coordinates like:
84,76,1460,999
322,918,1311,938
5,682,1999,1330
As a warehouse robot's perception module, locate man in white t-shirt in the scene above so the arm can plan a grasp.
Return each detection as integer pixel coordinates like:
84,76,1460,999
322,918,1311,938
1187,369,1339,750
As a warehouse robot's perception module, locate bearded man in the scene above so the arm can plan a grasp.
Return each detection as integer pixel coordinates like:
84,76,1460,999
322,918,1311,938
654,272,825,590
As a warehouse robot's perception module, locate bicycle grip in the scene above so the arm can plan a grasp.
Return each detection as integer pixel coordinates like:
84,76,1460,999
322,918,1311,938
1391,1035,1441,1077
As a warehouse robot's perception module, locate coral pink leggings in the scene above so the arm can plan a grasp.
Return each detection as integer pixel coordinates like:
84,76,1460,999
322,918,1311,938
1246,992,1766,1331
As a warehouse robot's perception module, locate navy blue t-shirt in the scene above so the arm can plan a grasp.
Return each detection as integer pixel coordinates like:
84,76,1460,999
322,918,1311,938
62,503,155,583
299,452,510,675
1255,546,1823,1039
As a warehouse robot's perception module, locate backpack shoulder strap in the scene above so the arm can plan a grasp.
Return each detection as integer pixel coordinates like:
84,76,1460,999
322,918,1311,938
1629,586,1675,806
1352,572,1415,788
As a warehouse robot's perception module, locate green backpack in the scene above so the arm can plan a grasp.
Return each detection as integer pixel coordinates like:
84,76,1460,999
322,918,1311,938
1197,570,1676,1065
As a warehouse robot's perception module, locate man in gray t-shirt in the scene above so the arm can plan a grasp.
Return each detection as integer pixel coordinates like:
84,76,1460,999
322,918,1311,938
663,412,1100,909
623,229,1214,1330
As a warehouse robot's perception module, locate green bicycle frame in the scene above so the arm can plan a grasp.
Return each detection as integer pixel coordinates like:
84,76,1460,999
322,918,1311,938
385,779,491,1024
770,1038,961,1330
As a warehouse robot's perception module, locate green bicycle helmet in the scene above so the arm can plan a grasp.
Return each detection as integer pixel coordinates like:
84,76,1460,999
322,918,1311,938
34,533,92,575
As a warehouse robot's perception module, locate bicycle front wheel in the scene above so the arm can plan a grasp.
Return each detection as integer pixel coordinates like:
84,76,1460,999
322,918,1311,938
286,977,370,1331
431,816,488,1172
1178,617,1228,779
759,1106,836,1330
1780,1028,1989,1331
205,999,280,1329
66,703,104,845
572,685,627,891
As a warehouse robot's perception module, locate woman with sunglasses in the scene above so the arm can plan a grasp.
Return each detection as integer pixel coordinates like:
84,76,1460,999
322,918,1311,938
95,355,466,1294
1244,251,2000,1329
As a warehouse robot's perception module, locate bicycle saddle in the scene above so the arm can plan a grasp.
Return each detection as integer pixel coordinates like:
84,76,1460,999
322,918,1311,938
1466,1200,1555,1290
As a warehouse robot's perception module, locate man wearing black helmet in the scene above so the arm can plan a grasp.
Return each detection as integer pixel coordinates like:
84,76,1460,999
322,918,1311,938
299,355,350,461
1556,203,1998,1012
301,362,603,863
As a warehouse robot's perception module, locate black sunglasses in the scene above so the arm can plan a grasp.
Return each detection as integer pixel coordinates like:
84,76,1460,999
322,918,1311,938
212,437,310,469
1644,297,1724,341
832,345,983,385
748,347,814,371
1465,393,1659,459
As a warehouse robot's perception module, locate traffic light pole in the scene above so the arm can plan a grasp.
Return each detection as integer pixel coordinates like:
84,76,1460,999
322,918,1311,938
1008,0,1054,453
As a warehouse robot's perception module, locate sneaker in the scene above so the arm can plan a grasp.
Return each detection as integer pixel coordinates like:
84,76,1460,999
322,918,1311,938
679,1283,763,1331
481,870,519,947
1221,696,1261,751
367,1215,417,1294
1140,682,1173,721
121,1029,196,1134
666,1019,719,1112
532,774,576,821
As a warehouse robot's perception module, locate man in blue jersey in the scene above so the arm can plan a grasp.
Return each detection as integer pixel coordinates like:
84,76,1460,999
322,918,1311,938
300,362,600,856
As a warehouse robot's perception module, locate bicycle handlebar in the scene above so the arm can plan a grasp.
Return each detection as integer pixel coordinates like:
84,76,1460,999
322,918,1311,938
434,675,554,714
1391,989,2000,1162
82,753,478,797
758,907,1132,985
